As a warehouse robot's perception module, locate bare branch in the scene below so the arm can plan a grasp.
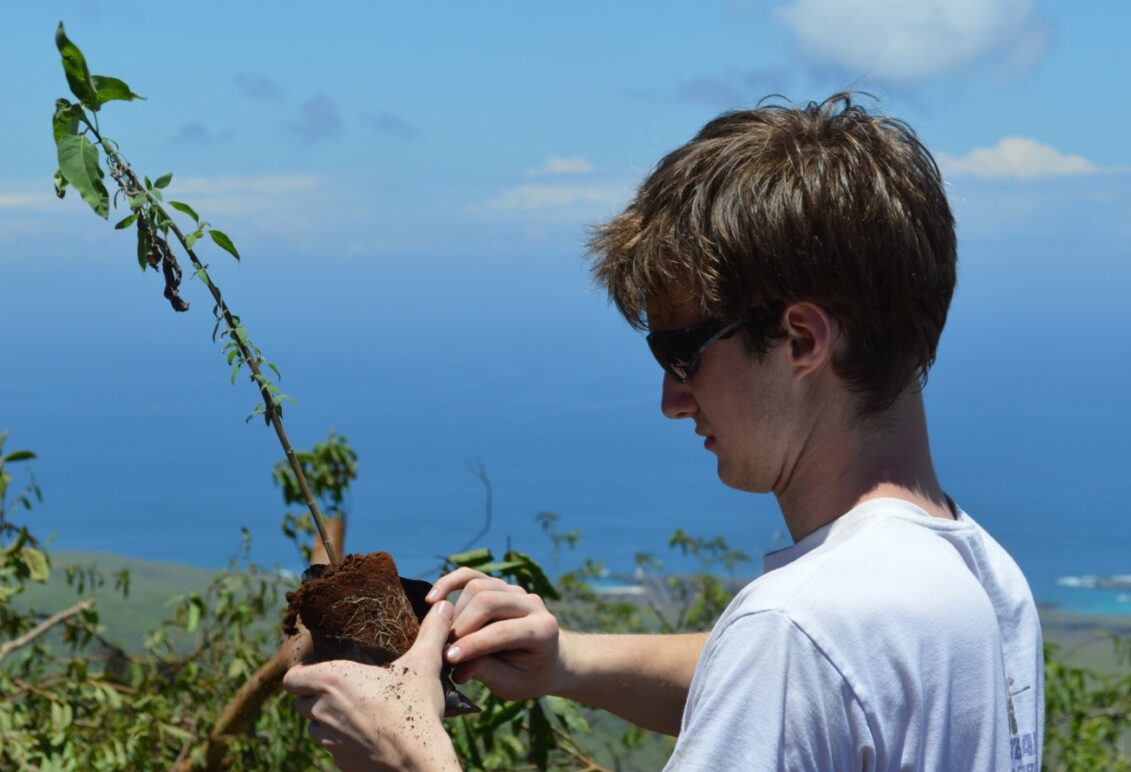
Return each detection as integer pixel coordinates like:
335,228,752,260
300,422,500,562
457,457,493,553
0,597,96,663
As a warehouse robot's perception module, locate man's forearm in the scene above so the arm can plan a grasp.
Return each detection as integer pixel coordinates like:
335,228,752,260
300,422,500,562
552,631,707,736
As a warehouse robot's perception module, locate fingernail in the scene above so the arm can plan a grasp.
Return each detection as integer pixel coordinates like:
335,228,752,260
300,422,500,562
446,644,462,662
437,600,453,620
425,588,438,602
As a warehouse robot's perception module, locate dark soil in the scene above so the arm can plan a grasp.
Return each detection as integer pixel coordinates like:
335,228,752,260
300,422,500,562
283,551,480,716
283,552,419,664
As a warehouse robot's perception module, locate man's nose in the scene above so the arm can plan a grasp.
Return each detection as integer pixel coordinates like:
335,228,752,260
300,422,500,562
661,374,697,420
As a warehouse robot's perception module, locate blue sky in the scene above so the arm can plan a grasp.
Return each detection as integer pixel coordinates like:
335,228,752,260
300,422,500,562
3,0,1129,263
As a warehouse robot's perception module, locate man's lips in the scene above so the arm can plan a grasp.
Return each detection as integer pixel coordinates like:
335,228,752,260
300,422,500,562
696,428,716,450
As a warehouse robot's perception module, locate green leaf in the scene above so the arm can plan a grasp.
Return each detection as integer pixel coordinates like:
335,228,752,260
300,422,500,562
186,231,201,250
52,98,87,142
445,548,494,567
97,682,121,709
484,698,526,731
209,229,240,261
128,192,147,209
3,450,36,462
91,74,144,107
528,701,555,768
136,224,151,271
55,23,99,111
474,560,525,574
266,361,282,380
53,168,69,198
114,212,138,230
154,172,172,189
56,134,109,218
169,200,199,223
22,547,50,582
186,596,203,632
158,723,192,742
504,550,561,600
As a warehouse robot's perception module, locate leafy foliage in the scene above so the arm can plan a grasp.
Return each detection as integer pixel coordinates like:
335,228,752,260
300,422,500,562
1044,638,1131,771
1,434,334,770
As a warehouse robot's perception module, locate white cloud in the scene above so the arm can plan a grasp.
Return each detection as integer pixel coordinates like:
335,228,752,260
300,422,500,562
171,174,326,196
939,137,1100,180
0,190,57,211
0,174,328,215
480,183,623,212
0,174,334,251
526,155,596,176
775,0,1048,82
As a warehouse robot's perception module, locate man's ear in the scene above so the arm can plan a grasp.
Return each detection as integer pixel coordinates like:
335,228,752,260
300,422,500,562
780,302,836,376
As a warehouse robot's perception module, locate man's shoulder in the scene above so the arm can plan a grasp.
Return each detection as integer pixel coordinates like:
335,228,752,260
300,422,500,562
736,506,997,622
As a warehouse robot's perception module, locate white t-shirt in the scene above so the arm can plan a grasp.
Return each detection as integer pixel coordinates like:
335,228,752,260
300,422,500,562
666,498,1043,771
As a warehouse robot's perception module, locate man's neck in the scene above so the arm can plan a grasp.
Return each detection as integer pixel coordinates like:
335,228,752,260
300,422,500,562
774,390,952,542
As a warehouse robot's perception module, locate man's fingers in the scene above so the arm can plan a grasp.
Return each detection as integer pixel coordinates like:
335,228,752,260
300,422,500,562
426,567,490,603
292,692,318,719
405,600,453,674
450,576,516,618
283,662,327,696
450,591,543,639
451,654,533,702
446,616,551,663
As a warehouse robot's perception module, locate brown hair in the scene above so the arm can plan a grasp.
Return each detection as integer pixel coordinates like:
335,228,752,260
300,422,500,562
588,93,956,415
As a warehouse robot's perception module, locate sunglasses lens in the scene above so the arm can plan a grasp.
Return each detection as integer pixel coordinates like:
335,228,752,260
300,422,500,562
646,336,689,381
646,324,722,382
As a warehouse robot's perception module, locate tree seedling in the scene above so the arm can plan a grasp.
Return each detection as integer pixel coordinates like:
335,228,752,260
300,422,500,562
50,23,339,567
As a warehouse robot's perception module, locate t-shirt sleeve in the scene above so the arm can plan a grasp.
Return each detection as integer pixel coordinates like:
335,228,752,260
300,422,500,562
665,610,874,771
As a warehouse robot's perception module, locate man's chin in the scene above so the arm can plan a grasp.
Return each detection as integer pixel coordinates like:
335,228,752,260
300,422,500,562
716,463,768,494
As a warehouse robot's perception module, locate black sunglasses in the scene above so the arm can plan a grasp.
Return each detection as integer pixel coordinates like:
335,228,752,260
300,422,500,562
646,320,747,383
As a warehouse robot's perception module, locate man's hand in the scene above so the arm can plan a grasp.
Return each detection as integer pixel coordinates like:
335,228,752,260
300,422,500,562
427,567,705,736
427,567,561,701
283,601,461,772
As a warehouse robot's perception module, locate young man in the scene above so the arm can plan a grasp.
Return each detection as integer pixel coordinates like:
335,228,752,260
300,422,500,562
285,94,1044,770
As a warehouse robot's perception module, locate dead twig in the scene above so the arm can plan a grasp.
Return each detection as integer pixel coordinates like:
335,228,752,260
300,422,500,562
0,597,96,664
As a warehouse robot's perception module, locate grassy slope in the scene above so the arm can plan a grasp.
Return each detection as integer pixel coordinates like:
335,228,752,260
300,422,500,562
1040,604,1131,675
10,550,220,653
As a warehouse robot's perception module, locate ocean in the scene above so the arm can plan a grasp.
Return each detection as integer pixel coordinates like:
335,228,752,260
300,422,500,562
2,237,1129,615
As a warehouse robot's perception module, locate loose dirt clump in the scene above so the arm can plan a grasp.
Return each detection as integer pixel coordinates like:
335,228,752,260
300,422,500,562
284,552,419,664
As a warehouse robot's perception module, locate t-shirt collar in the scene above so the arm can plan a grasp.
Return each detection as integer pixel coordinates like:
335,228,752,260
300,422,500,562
762,497,944,573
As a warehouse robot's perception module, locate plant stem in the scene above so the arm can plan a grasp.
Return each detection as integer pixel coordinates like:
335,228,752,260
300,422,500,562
97,137,340,568
0,597,96,663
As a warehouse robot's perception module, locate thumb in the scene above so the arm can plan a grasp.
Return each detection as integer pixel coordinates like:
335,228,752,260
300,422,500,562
405,599,454,676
